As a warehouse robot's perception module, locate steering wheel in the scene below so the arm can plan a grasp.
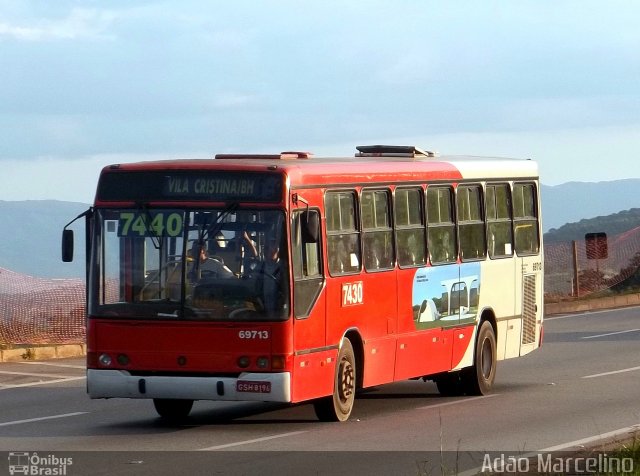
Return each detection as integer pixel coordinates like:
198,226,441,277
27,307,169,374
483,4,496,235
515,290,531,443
228,308,260,319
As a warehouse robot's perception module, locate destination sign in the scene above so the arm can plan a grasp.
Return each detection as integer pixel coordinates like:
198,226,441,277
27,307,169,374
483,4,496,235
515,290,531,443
97,171,283,202
164,176,259,198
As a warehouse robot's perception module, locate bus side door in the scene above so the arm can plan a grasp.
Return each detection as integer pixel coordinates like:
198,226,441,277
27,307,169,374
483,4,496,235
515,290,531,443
290,206,335,402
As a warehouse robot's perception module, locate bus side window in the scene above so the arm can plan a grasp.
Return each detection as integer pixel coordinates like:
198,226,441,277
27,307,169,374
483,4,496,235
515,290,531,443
427,186,457,264
395,187,426,267
486,183,514,258
328,234,359,273
292,208,324,318
326,191,361,275
513,183,540,255
292,210,321,279
457,184,486,261
361,189,393,272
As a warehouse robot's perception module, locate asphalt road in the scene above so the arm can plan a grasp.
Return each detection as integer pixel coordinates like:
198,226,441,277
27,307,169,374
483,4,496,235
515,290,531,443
1,307,639,475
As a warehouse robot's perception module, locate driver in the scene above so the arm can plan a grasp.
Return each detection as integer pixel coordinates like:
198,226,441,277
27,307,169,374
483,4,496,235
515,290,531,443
190,241,234,280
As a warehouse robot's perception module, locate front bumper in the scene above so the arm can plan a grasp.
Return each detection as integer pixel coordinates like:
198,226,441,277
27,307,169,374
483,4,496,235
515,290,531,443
87,369,291,402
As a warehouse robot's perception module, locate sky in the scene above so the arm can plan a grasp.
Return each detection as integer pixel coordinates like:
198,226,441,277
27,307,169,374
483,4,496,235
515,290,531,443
1,1,639,204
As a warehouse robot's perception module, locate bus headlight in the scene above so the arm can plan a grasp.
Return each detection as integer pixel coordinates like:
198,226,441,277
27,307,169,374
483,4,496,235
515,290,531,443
98,354,113,367
237,356,250,368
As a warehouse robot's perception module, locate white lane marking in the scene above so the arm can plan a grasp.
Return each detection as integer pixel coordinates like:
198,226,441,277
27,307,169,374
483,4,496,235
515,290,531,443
19,362,85,369
417,393,499,410
545,308,628,320
582,366,640,379
540,423,640,452
581,328,640,339
0,376,86,390
0,370,80,379
0,412,88,427
200,395,498,450
199,430,308,451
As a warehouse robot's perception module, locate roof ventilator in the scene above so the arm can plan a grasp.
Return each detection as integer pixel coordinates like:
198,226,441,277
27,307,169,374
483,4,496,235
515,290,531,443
355,145,437,158
215,151,313,160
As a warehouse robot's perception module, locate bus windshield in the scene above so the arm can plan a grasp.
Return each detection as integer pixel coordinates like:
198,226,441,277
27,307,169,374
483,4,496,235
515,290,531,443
89,208,289,322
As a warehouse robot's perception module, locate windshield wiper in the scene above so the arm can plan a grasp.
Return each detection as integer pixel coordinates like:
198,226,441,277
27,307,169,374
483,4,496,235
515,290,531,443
189,203,240,279
200,202,239,243
134,202,163,249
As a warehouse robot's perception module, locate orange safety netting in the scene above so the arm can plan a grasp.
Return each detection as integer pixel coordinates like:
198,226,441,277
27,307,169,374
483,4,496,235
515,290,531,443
0,267,85,345
544,226,640,300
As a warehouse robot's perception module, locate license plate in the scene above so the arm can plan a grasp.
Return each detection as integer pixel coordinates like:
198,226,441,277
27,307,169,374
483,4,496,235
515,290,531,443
236,381,271,393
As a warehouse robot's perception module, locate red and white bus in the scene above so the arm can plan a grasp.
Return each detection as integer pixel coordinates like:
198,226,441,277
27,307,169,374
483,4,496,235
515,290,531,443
63,145,543,421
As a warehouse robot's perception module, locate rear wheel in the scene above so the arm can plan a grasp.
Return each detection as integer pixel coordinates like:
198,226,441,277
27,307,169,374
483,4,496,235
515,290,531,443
462,320,497,395
153,398,194,420
313,339,356,422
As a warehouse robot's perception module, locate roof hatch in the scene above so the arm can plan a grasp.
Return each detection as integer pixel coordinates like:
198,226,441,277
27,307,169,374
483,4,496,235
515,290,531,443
355,145,437,158
215,151,313,160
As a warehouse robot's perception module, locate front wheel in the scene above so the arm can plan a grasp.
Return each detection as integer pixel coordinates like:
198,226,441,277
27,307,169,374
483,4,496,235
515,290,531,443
153,398,194,420
462,320,497,395
434,372,464,396
313,338,356,422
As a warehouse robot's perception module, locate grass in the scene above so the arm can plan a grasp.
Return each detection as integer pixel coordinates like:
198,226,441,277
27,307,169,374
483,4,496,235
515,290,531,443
604,437,640,475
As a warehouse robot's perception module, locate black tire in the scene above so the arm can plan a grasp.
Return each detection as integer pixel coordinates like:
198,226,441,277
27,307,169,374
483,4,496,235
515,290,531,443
313,339,356,422
153,398,194,420
462,320,497,395
434,372,464,396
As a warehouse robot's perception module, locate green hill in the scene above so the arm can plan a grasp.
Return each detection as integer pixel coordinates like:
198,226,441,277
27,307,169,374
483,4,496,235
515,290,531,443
544,208,640,244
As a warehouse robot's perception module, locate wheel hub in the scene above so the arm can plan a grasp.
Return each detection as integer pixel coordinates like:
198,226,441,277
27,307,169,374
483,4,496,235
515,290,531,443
338,360,354,402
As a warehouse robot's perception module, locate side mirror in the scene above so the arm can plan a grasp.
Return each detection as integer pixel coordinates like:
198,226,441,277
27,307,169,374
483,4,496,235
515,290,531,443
61,207,92,263
302,210,320,243
62,229,74,262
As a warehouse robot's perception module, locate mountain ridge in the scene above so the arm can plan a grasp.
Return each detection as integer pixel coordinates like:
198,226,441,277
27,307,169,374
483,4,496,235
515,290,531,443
541,178,640,231
0,200,88,278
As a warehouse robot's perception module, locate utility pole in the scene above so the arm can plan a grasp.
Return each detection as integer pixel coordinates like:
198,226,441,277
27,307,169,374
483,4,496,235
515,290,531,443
572,240,580,297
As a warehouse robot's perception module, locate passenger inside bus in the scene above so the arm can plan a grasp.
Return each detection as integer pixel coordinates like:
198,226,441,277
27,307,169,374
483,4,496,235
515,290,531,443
363,235,380,270
397,233,418,266
216,230,258,275
364,234,392,270
330,235,360,274
429,229,455,263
